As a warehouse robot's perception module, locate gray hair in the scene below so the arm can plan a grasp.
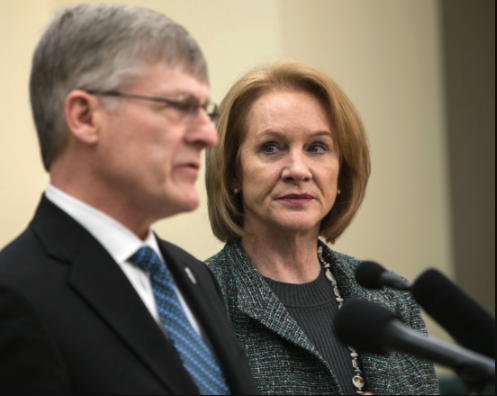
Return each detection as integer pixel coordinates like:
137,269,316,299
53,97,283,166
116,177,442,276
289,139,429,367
30,4,209,171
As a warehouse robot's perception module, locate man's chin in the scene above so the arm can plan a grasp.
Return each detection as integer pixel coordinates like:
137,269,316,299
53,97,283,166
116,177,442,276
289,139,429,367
182,199,200,213
168,193,200,215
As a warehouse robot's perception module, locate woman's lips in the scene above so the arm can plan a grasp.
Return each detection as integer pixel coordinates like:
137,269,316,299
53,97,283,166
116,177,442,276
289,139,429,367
278,194,314,205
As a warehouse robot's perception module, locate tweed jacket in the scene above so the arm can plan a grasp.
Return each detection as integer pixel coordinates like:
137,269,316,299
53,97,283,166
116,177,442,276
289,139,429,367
206,240,439,395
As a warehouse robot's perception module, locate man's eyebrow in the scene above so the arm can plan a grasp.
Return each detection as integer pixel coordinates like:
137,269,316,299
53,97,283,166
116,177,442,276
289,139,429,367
152,89,211,102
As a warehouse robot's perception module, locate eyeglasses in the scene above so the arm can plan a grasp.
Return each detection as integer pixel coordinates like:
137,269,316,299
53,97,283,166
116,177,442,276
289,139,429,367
85,90,219,123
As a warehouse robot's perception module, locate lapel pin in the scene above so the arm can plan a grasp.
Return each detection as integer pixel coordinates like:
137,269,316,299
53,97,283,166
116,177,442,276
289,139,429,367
185,267,197,285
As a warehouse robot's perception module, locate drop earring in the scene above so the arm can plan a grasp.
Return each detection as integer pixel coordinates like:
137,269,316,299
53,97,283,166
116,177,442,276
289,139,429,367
233,188,241,194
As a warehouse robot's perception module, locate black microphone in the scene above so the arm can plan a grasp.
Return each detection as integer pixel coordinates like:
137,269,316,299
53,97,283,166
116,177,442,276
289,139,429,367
411,269,495,359
355,263,496,359
334,299,495,384
355,261,411,290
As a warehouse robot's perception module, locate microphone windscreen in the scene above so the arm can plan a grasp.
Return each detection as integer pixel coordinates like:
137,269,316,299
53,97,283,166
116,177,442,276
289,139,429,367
355,261,386,289
412,269,495,358
334,298,395,354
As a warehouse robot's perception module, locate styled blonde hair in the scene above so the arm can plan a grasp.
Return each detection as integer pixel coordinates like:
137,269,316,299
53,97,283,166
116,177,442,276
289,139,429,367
206,60,371,243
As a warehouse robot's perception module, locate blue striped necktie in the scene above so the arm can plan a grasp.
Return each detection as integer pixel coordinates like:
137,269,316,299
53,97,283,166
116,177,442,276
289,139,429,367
129,246,230,395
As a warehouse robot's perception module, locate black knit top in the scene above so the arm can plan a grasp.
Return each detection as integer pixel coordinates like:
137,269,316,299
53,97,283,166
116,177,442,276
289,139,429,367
264,269,357,395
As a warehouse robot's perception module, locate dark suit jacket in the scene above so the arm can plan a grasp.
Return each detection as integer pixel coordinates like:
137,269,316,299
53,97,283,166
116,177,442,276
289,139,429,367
0,196,258,395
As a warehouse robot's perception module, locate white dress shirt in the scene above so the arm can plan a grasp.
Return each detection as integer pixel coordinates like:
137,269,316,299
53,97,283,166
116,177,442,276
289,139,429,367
45,184,201,336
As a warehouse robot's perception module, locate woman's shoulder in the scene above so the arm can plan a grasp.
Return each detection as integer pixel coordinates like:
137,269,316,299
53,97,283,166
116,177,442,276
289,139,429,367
318,240,361,275
320,241,410,290
320,242,423,326
205,243,232,273
205,241,251,313
205,247,227,269
205,241,242,290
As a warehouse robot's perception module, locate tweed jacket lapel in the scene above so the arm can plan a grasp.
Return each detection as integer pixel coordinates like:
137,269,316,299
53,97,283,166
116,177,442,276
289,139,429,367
317,241,392,392
224,241,334,371
319,241,429,395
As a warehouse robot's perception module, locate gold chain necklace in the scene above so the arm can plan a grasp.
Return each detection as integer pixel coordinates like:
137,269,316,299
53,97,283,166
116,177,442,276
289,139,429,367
318,246,366,395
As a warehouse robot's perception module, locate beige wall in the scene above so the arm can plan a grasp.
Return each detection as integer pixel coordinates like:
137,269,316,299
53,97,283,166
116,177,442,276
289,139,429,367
0,0,51,244
442,0,495,317
278,0,453,283
1,0,460,376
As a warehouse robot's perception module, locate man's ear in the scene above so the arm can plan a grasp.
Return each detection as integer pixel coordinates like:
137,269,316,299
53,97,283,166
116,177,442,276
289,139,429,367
64,90,102,145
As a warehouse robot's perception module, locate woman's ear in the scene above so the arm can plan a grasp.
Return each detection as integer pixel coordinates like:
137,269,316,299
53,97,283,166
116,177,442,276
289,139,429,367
230,174,241,194
64,90,101,145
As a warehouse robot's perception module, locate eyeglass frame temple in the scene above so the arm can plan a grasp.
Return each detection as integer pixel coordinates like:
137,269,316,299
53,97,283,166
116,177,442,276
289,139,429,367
84,90,218,121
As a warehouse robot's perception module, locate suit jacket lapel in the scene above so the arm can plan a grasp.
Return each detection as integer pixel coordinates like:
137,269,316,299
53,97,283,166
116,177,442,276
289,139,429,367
31,196,199,395
157,238,253,394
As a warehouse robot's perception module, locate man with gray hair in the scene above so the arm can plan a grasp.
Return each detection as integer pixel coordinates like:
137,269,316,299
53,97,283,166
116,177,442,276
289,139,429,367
0,4,257,395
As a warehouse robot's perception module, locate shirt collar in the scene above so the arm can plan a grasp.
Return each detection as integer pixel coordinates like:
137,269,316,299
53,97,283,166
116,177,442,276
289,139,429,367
45,183,164,264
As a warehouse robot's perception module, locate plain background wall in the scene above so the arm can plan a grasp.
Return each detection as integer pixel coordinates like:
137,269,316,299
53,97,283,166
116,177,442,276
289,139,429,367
441,0,495,317
0,0,494,381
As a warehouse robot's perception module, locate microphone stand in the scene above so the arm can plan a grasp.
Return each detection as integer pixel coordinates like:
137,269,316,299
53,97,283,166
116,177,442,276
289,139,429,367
384,322,495,395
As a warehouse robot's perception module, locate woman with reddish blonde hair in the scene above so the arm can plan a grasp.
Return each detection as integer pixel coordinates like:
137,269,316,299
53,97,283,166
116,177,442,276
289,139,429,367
205,61,438,395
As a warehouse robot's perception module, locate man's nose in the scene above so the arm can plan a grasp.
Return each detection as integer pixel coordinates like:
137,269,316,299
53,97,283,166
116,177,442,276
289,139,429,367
185,115,219,149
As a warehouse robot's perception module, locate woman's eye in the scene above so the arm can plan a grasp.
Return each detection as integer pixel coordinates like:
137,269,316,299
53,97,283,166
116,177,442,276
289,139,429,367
261,142,281,155
308,143,328,154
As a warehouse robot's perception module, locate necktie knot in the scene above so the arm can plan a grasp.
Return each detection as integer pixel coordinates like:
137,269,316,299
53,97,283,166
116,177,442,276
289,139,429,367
129,246,163,275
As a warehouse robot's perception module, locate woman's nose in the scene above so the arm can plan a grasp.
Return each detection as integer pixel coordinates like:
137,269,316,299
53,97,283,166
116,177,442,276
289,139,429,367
281,151,312,182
